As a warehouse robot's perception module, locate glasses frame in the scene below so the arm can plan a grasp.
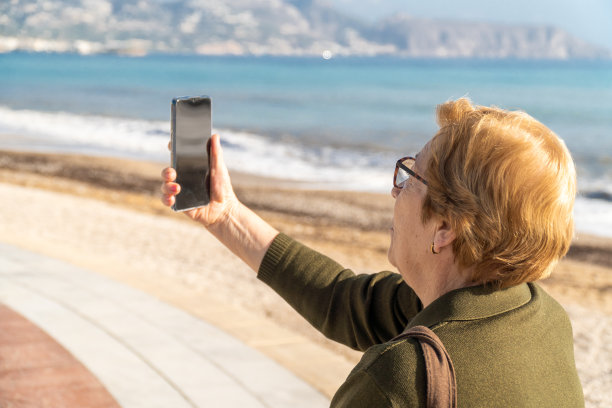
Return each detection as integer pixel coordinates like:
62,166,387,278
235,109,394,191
394,156,429,188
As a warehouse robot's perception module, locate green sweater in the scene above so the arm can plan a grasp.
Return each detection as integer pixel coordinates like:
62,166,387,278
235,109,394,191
258,233,584,407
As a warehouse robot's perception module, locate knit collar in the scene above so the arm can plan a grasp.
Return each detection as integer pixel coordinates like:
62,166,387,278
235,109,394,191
408,282,533,328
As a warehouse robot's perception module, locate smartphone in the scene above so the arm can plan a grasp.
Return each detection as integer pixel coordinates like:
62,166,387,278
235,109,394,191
171,96,211,212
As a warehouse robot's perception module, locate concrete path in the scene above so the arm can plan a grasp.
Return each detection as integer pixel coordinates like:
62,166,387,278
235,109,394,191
0,242,329,408
0,303,122,407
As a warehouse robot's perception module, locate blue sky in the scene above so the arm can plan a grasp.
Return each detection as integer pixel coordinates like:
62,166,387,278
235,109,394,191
329,0,612,50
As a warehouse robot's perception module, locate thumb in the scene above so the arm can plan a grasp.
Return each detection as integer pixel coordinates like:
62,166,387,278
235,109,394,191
208,133,232,200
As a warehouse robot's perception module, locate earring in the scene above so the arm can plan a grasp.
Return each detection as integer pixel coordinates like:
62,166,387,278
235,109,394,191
431,242,440,255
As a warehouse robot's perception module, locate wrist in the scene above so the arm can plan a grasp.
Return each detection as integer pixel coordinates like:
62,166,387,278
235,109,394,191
205,198,242,233
204,199,279,273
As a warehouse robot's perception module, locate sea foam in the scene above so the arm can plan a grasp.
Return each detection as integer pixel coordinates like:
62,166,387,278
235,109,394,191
1,106,611,238
0,106,393,191
0,106,168,157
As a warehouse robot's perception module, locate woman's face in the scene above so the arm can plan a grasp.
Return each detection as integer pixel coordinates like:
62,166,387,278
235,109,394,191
388,144,435,285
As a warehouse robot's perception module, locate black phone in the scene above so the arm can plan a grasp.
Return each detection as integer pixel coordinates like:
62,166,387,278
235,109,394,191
171,96,211,212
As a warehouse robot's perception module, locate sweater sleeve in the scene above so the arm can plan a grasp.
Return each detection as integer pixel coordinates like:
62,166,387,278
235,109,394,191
258,233,422,351
329,371,392,408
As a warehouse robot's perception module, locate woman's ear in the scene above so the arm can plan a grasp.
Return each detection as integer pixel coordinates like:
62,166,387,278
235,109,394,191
433,219,456,251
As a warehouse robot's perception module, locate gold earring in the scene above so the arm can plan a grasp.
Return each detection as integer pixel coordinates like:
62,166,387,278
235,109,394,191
431,242,440,254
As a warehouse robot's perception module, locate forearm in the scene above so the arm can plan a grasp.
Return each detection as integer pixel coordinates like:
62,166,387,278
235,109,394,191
206,201,279,273
259,234,421,350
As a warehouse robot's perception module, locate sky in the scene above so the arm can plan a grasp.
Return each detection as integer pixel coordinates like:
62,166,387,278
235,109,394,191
329,0,612,50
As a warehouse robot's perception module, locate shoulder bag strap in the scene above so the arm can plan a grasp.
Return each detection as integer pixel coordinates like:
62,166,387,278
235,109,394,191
391,325,457,408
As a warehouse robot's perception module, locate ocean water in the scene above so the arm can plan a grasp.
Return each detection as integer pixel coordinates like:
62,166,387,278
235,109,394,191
0,52,611,237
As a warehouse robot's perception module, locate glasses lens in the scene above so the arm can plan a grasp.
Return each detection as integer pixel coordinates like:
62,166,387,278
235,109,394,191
403,158,415,169
395,158,414,188
395,167,410,187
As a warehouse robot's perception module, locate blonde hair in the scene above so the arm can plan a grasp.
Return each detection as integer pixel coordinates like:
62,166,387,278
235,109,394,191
423,98,576,288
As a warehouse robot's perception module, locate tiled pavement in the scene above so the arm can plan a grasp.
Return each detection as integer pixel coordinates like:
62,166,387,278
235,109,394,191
0,242,329,408
0,304,121,407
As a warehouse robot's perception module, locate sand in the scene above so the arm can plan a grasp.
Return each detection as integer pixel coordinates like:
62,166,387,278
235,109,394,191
0,149,611,406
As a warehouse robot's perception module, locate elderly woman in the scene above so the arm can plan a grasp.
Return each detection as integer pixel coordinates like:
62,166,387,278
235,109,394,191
161,98,583,407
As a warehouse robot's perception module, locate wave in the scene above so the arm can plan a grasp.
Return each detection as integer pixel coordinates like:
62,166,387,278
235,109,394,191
574,197,612,238
0,106,394,192
1,106,611,238
581,190,612,203
0,106,169,158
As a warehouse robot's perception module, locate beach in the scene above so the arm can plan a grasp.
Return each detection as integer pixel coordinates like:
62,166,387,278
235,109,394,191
1,149,611,406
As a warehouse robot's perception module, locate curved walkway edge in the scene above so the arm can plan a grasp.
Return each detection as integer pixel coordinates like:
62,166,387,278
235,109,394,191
0,242,329,408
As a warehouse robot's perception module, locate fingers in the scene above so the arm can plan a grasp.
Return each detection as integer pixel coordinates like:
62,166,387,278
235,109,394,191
161,167,176,182
160,181,180,208
160,167,180,207
209,133,229,178
161,182,180,195
208,134,231,198
168,140,171,151
209,134,218,171
161,193,175,207
161,134,231,211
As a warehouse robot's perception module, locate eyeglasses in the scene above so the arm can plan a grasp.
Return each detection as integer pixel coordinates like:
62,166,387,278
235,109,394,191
394,156,428,188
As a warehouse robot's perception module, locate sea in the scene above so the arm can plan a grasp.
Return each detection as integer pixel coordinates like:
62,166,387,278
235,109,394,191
1,52,611,238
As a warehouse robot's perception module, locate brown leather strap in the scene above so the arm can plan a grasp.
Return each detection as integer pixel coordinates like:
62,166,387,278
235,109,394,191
392,325,457,408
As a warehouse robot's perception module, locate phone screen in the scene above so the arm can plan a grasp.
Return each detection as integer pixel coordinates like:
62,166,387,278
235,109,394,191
171,96,211,211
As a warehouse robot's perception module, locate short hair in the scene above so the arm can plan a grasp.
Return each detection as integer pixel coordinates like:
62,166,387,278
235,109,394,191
422,98,576,289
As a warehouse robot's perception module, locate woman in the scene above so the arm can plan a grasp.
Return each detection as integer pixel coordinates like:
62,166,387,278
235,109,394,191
161,98,584,407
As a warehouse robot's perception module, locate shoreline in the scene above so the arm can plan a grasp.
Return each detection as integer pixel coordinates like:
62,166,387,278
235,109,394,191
2,148,612,314
2,148,612,239
1,149,612,404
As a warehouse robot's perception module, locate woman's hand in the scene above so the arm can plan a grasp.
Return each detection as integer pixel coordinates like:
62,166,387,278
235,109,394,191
161,133,239,228
161,132,278,272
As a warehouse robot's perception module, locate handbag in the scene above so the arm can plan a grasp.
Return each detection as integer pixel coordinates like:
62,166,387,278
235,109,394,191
392,325,457,408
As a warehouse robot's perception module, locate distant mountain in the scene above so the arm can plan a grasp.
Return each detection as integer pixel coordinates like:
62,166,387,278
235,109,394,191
371,14,610,59
1,0,610,59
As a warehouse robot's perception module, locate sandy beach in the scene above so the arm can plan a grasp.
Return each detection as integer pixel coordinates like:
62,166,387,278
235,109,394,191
1,149,611,407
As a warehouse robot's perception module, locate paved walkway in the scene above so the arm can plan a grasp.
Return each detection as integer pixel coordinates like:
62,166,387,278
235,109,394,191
0,242,329,408
0,303,122,407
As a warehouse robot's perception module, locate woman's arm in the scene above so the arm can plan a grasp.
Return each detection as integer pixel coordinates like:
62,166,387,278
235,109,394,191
259,233,421,350
161,134,421,349
161,134,279,272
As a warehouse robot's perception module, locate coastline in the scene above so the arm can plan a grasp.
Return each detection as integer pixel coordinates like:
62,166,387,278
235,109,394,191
1,149,611,404
1,148,612,312
2,148,612,311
